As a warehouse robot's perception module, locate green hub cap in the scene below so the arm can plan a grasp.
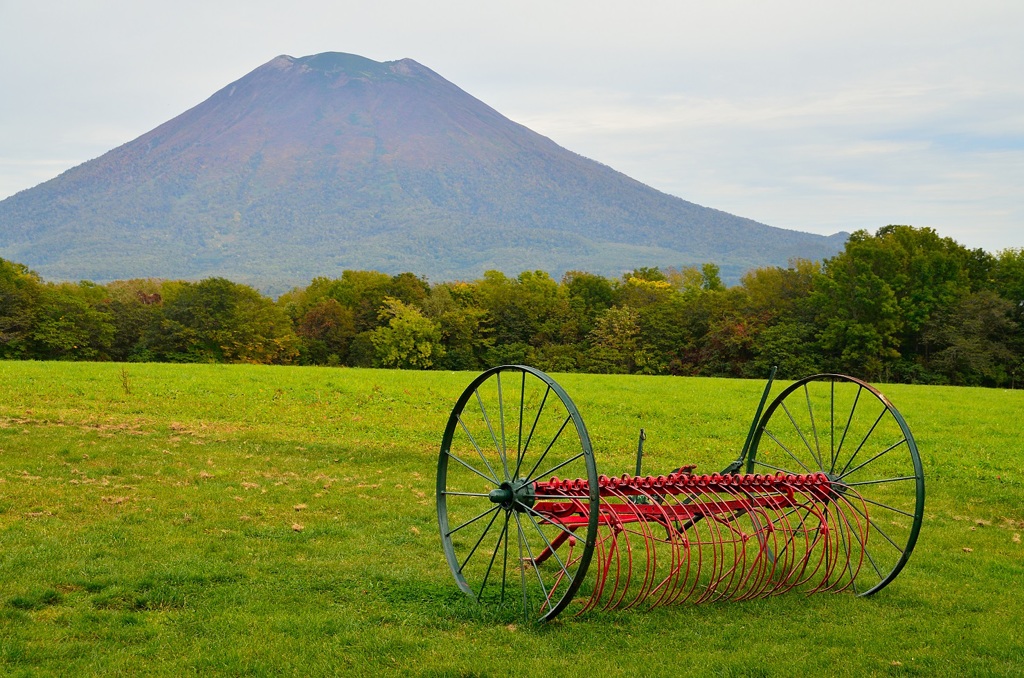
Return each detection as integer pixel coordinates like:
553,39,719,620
488,479,535,512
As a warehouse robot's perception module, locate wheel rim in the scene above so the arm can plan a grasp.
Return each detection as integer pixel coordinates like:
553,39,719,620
437,365,599,621
746,374,924,596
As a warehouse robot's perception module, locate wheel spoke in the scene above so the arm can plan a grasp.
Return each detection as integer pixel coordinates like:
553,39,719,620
444,450,498,486
834,504,860,593
513,511,551,613
845,500,905,555
836,500,886,582
524,510,575,589
446,505,501,537
773,504,814,563
522,503,583,541
524,414,573,482
780,401,820,469
829,380,836,473
514,385,550,479
516,507,528,619
831,385,862,473
528,450,584,487
497,372,510,481
854,494,917,519
459,507,503,573
837,407,887,478
517,371,526,475
844,476,917,487
457,416,501,483
474,390,507,482
861,542,886,580
751,459,794,474
477,513,510,601
837,438,907,481
763,428,813,473
501,510,510,602
804,383,825,470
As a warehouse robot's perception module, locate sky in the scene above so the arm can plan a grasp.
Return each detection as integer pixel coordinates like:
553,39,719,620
1,0,1022,253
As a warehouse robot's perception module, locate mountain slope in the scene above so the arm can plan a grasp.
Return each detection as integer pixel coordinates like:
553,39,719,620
0,52,847,291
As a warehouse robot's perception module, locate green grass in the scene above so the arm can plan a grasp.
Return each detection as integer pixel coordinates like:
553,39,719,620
0,361,1021,676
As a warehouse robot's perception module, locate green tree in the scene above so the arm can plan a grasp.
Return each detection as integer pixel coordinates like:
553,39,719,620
991,248,1024,385
422,283,492,371
324,270,395,333
615,276,675,309
154,278,298,364
992,248,1024,313
813,231,904,377
666,264,726,297
813,263,901,379
740,259,821,320
747,320,822,378
99,279,166,362
740,260,824,377
700,263,725,292
31,282,116,360
922,290,1018,386
371,297,444,369
584,306,649,374
562,270,614,337
624,266,667,282
477,270,562,348
0,259,43,358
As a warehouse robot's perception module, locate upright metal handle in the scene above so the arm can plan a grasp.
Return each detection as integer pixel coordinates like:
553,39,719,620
734,365,777,469
634,428,646,476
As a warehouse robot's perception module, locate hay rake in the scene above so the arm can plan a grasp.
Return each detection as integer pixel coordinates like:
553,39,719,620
436,366,925,622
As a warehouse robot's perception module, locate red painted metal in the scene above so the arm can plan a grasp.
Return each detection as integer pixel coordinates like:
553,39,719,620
530,471,869,616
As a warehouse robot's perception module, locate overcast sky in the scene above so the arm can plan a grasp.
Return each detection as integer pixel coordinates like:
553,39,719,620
1,0,1021,252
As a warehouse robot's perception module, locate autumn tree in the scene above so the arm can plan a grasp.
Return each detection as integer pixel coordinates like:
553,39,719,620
296,298,357,365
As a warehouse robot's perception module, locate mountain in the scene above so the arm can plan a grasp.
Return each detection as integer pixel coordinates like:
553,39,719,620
0,52,847,292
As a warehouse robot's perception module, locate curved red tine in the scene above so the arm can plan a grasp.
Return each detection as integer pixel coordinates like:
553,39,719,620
551,470,881,617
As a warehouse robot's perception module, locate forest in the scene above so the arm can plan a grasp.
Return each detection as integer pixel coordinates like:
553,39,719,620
1,225,1022,387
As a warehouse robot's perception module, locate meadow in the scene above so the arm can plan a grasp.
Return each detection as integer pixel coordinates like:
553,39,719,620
0,361,1021,676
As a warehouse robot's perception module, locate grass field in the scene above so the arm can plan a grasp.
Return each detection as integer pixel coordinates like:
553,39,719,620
0,361,1021,676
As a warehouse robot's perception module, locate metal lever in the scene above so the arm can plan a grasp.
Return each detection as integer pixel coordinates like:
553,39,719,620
635,428,646,477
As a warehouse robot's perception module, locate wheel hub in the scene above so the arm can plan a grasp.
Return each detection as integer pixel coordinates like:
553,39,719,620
823,471,848,497
488,479,535,512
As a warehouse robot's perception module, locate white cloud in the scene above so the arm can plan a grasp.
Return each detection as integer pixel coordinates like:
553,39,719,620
0,0,1021,251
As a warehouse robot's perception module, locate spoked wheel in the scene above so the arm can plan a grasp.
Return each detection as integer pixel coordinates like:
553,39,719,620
437,365,599,622
746,374,924,596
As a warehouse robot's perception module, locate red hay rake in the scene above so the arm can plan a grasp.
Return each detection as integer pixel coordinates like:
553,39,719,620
437,366,925,622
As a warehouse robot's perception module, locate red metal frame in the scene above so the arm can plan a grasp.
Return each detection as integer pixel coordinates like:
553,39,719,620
529,471,867,615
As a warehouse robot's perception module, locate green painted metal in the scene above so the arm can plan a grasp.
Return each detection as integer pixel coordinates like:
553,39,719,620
436,365,599,622
744,373,925,597
634,428,646,476
438,366,926,621
720,366,776,475
737,365,778,467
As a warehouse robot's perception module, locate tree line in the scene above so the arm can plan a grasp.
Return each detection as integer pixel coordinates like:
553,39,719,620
2,225,1022,387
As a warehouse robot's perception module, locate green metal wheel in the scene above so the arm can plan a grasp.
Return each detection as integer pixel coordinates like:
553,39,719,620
745,374,925,596
437,365,599,622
